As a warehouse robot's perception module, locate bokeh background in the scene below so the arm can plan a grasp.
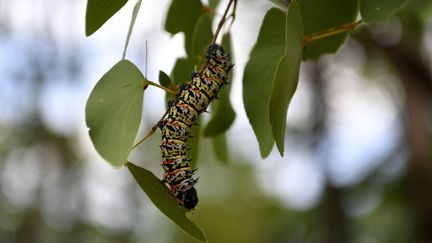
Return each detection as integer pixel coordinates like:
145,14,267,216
1,0,432,242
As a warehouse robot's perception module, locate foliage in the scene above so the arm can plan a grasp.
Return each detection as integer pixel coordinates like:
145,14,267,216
84,0,410,241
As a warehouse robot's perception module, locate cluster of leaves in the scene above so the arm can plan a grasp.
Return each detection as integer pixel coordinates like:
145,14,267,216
247,0,408,158
84,0,407,241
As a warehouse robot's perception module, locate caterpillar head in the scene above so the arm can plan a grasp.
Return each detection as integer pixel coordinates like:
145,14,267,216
207,44,225,59
181,187,199,210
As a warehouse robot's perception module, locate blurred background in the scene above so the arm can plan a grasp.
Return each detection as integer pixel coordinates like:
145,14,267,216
1,0,432,242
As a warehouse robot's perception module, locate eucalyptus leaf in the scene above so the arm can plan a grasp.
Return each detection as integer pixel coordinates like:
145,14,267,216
243,8,286,158
209,0,220,9
165,0,203,56
269,0,290,9
269,1,303,155
299,0,358,60
122,0,142,59
159,70,173,88
191,13,213,63
212,134,228,164
85,0,128,36
85,60,144,167
172,58,195,84
360,0,408,23
127,162,207,242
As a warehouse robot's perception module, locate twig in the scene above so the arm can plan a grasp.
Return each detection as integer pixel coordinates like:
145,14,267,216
145,80,178,96
211,0,236,44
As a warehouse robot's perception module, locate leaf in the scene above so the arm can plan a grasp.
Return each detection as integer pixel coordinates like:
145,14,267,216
191,13,213,63
203,82,235,137
165,0,203,56
212,134,228,164
208,0,220,9
299,0,358,60
204,34,235,137
172,58,195,84
269,2,303,156
122,0,142,59
243,8,286,158
85,0,128,36
159,70,174,107
360,0,408,23
126,162,207,242
159,70,172,88
269,0,290,9
85,60,144,167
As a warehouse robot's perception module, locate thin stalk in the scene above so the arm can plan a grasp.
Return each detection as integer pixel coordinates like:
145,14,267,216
211,0,236,44
303,20,362,46
145,80,178,96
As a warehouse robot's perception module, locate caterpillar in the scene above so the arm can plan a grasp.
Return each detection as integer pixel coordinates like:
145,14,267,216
158,44,232,210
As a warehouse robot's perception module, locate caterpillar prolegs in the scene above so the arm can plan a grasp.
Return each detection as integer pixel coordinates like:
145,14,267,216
159,44,232,209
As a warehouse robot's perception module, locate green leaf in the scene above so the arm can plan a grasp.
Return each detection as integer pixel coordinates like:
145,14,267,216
159,70,173,88
165,0,203,56
243,8,286,158
122,0,142,59
208,0,220,9
204,34,235,137
159,70,174,107
269,0,289,9
360,0,408,23
172,58,195,84
269,2,303,156
86,60,144,167
126,162,207,242
299,0,358,60
85,0,128,36
203,81,235,137
191,13,213,63
212,134,228,164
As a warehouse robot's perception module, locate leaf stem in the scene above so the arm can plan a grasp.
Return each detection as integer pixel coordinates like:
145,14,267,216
145,80,178,96
303,20,363,46
211,0,237,44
